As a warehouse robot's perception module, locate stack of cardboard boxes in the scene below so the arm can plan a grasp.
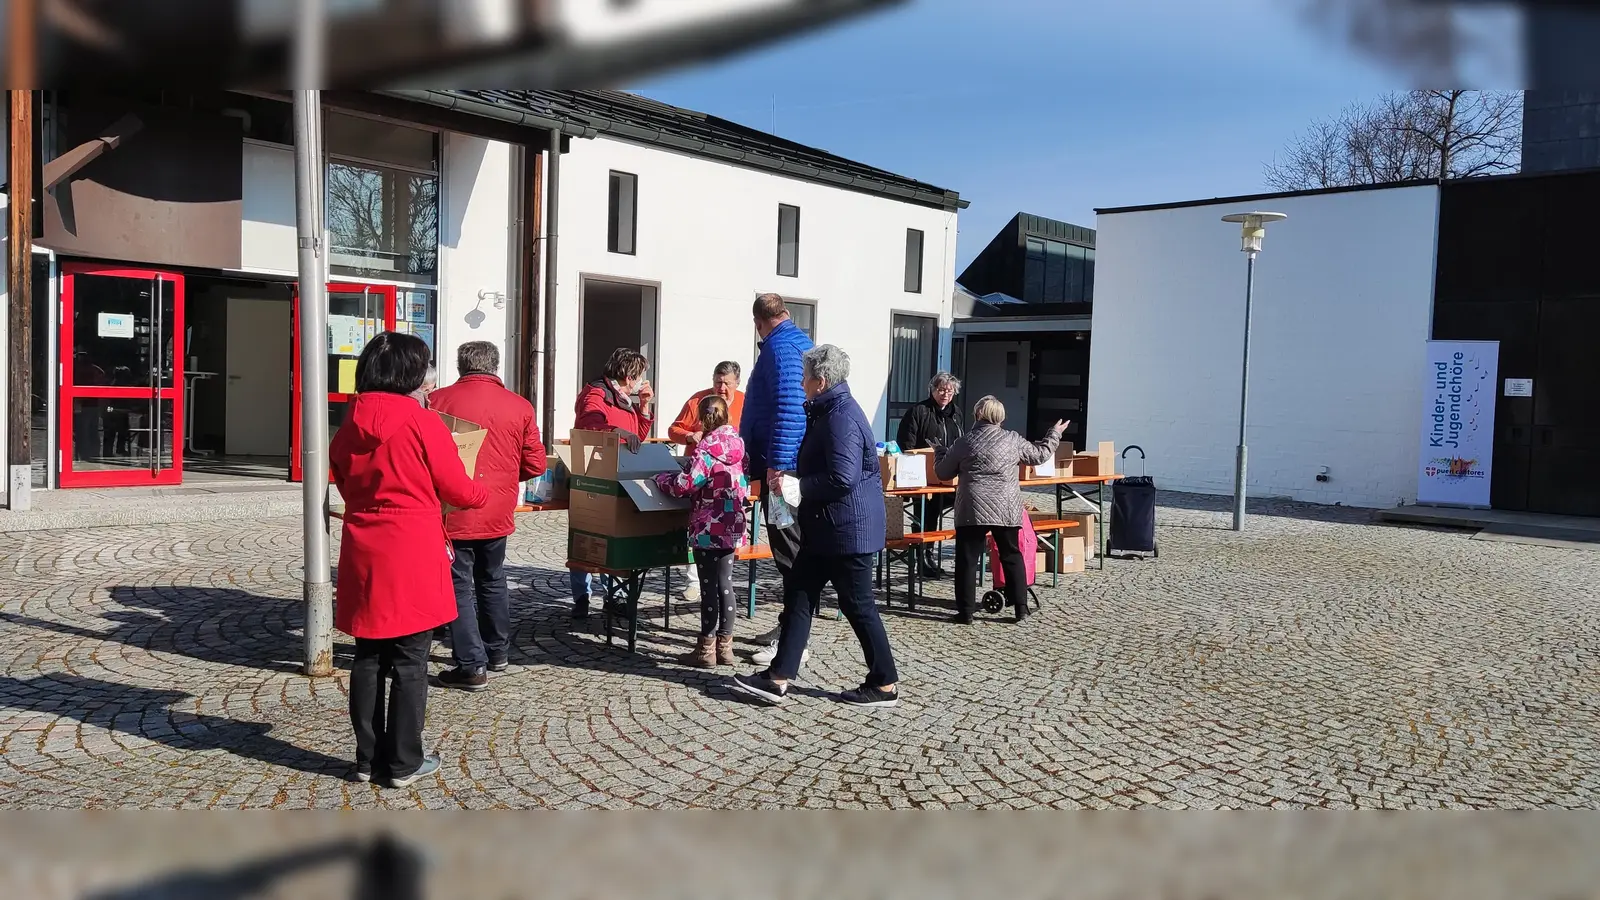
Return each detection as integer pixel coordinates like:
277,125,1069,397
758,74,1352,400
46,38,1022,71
565,430,691,570
1021,441,1116,481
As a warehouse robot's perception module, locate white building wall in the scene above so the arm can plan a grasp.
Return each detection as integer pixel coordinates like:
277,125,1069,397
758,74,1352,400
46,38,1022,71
1088,185,1441,508
552,135,957,438
437,133,516,389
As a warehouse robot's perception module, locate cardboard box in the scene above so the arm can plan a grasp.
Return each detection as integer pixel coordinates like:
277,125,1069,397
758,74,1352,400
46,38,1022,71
1068,441,1116,477
880,453,928,491
437,412,488,513
568,530,690,570
565,428,691,545
1040,535,1086,574
569,487,689,537
906,447,956,485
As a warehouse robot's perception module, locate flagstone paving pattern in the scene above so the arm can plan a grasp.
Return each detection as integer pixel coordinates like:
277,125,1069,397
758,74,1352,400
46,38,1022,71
0,495,1596,809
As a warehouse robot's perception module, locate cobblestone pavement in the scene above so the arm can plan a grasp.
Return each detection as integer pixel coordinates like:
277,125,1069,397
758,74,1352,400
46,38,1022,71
0,493,1597,809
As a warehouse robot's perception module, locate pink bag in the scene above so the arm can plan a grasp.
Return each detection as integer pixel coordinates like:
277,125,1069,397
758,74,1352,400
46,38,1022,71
989,513,1037,589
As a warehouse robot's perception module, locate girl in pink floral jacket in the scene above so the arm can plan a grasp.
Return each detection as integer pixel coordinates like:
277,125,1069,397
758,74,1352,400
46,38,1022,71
654,395,749,667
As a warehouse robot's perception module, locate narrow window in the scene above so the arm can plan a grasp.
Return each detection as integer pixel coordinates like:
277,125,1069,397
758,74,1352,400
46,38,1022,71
904,228,924,293
777,204,800,277
608,171,637,255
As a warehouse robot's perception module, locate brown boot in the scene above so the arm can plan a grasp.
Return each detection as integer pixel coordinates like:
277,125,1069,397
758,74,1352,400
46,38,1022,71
715,635,735,666
678,636,716,668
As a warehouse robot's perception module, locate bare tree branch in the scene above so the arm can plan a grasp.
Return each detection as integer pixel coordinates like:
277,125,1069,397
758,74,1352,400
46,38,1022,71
1263,90,1522,191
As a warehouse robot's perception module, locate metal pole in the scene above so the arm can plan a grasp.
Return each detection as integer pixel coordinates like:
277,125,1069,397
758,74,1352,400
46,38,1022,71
294,89,333,677
1232,251,1256,532
540,128,562,442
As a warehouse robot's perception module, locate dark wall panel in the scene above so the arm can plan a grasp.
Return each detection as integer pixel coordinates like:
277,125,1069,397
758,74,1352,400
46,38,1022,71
41,96,243,270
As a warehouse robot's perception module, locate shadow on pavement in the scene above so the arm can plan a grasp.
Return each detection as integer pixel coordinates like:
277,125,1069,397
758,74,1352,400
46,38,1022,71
0,587,357,676
84,833,424,900
0,673,349,778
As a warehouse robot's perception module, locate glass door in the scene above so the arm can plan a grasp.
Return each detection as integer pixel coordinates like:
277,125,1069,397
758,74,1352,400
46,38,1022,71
290,282,397,482
59,265,186,487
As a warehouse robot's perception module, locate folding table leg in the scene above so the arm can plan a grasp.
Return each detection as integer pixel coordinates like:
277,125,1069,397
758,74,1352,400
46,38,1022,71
664,566,672,630
746,505,762,618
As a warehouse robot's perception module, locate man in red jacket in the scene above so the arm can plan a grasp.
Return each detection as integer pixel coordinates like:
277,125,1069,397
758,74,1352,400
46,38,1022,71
428,341,547,691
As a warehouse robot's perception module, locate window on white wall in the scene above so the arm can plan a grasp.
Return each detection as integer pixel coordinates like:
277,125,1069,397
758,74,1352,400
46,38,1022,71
904,228,924,293
324,110,439,284
753,297,815,360
608,170,637,255
777,204,800,277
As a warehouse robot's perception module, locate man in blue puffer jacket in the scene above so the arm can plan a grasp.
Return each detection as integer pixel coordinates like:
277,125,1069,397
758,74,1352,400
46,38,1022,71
741,294,815,662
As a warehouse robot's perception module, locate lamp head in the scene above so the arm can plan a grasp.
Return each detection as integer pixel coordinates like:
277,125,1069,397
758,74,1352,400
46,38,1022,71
1221,211,1287,253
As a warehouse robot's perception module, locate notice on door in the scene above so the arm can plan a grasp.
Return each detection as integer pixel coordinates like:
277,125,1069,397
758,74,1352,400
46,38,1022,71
1416,340,1499,508
1504,378,1533,397
97,313,135,339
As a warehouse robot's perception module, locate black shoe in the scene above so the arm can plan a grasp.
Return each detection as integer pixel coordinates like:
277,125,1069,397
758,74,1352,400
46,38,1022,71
1014,606,1032,624
920,564,945,580
486,656,509,673
948,612,974,625
352,764,373,784
387,754,441,789
435,666,488,692
571,601,590,621
728,670,789,706
839,684,901,708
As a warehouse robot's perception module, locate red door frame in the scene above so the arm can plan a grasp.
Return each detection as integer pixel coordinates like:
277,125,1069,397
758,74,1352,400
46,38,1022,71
290,282,398,482
58,264,187,488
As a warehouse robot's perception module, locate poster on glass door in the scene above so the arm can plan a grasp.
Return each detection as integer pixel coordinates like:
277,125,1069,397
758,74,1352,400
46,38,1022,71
1416,340,1499,508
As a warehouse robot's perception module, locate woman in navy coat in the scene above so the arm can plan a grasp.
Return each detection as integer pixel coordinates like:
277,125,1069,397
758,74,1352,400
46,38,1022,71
730,344,901,709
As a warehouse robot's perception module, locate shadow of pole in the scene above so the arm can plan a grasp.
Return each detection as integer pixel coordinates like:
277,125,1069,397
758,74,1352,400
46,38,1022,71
83,833,425,900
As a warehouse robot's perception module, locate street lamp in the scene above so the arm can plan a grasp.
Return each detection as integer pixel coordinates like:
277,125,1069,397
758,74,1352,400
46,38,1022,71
1219,211,1287,532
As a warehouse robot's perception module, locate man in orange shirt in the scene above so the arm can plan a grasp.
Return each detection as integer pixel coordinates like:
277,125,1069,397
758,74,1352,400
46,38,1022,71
669,361,744,455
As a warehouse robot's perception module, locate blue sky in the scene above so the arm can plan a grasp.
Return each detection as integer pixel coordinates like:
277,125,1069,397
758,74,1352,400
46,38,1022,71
634,0,1404,271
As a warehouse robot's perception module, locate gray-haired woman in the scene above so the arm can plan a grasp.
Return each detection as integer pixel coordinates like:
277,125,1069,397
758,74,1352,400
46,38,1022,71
934,396,1067,625
897,371,964,577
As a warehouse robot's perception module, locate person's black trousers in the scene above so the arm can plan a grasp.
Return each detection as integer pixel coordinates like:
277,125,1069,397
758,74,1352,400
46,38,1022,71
770,551,898,687
449,537,510,671
350,628,432,779
954,525,1029,619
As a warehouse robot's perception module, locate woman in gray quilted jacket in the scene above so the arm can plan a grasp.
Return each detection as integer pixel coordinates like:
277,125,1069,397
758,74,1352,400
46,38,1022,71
934,396,1067,624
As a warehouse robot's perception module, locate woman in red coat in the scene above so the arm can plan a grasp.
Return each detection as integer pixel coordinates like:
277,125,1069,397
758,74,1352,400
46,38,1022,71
568,347,655,620
330,332,488,788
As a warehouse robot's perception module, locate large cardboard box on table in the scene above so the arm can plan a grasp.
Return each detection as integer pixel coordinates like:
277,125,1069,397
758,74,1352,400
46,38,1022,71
436,412,488,513
905,447,956,485
879,453,928,491
1068,441,1116,477
565,429,691,570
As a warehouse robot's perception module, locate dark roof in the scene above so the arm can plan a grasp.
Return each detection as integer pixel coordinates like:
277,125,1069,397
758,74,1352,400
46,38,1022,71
1095,179,1437,216
1016,213,1095,247
396,89,965,212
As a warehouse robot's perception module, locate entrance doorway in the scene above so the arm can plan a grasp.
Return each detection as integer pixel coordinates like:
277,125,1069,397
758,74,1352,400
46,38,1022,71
182,276,294,483
579,277,659,427
59,264,186,487
964,340,1031,436
291,282,398,481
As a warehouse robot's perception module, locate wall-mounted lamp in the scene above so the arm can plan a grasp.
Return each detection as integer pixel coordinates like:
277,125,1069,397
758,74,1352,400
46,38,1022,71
478,289,507,310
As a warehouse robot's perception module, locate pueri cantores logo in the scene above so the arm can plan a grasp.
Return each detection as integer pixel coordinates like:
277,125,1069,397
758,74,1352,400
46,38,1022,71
1426,457,1484,479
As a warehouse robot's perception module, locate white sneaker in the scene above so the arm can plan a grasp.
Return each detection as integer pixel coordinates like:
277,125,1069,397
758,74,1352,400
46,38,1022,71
680,567,700,600
751,640,808,667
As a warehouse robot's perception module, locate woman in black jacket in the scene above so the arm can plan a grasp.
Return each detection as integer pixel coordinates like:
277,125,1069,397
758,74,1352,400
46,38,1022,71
896,371,964,577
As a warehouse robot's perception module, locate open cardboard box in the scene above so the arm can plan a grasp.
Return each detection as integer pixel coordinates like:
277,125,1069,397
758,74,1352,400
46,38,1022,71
437,412,488,513
566,429,691,565
879,453,928,491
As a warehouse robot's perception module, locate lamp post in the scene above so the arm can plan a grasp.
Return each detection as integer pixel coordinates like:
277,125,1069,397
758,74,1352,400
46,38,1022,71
1219,211,1286,532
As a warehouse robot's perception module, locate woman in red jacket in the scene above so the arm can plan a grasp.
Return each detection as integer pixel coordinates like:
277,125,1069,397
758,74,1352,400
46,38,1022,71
330,332,488,789
568,347,655,620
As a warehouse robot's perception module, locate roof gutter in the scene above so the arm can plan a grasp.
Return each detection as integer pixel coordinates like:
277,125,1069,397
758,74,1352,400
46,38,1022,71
377,89,600,139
